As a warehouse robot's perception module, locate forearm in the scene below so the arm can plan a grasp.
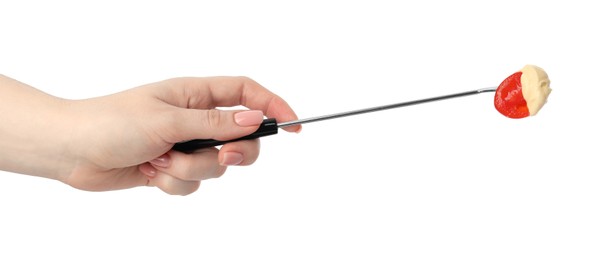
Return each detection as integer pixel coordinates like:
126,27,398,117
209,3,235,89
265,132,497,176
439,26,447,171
0,75,73,181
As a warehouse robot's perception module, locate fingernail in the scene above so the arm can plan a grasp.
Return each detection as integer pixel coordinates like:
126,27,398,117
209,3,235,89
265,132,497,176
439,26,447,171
142,164,158,177
221,152,244,166
234,110,263,127
150,154,171,168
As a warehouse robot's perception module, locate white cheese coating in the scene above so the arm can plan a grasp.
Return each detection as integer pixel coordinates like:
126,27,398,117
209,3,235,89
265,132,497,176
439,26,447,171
520,65,552,115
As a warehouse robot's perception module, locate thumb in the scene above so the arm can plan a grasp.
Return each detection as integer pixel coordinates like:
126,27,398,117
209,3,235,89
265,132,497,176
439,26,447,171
165,109,264,143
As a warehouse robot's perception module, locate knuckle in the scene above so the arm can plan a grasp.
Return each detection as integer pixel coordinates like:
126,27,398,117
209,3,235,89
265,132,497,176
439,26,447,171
213,166,227,179
236,76,259,91
195,165,224,180
236,75,253,83
169,159,193,181
205,109,223,130
175,169,194,181
179,181,200,196
161,180,200,196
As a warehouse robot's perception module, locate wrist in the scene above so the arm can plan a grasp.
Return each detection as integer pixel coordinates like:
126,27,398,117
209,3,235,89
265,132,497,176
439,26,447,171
0,76,76,181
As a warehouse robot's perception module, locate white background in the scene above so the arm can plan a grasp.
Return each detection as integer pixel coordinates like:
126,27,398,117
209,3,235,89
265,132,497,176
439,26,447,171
1,0,588,259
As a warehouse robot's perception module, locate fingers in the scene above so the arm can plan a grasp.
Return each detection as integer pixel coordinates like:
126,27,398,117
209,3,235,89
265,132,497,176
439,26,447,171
168,108,264,143
157,76,302,133
139,139,260,195
135,76,291,196
218,139,260,166
145,172,201,196
153,149,227,181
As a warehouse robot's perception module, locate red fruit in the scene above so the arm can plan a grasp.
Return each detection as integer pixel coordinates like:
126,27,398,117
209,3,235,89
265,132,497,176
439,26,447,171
494,71,530,118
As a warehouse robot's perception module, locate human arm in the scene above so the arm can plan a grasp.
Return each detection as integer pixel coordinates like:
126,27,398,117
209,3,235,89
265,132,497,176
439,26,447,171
0,75,300,195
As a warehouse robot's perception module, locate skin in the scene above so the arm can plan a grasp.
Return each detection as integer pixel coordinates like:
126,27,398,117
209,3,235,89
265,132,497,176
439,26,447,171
0,75,301,195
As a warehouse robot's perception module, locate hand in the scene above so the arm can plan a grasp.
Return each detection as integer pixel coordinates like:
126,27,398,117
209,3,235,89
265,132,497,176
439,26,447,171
0,76,300,195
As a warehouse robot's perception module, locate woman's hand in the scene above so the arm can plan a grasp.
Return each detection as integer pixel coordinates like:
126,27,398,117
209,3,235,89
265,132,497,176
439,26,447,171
0,75,300,195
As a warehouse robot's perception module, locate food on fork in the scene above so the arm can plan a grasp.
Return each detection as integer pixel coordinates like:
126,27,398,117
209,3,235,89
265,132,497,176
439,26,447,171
494,65,552,118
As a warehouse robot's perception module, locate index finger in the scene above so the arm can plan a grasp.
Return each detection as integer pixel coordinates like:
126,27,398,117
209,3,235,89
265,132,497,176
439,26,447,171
159,76,301,133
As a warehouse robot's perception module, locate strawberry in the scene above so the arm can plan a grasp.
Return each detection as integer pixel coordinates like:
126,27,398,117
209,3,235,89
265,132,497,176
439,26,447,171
494,71,530,119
